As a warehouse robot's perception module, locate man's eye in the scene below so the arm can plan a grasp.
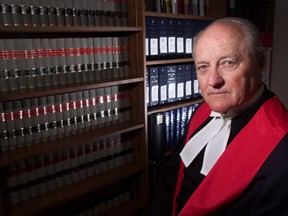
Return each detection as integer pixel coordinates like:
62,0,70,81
198,65,208,71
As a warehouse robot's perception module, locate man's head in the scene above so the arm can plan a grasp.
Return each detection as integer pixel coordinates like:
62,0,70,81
193,17,264,114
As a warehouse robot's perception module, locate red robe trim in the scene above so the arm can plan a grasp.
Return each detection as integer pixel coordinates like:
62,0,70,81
172,96,288,216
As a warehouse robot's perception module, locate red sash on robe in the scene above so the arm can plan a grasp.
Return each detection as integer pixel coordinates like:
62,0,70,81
172,96,288,216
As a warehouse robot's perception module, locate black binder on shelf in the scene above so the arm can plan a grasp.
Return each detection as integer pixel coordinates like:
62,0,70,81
167,65,176,103
184,63,193,99
176,64,185,101
148,66,159,106
158,17,168,60
148,113,165,162
145,16,159,61
158,66,168,104
167,18,176,59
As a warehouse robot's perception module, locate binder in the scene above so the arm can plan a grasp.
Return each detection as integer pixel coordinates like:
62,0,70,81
184,19,193,58
184,63,193,99
167,18,176,59
176,19,185,58
167,65,176,102
158,66,168,104
158,17,168,59
148,67,159,106
146,16,159,61
148,113,165,161
176,64,185,101
192,65,201,97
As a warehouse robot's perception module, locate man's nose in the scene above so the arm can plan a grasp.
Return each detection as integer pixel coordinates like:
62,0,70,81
207,67,224,88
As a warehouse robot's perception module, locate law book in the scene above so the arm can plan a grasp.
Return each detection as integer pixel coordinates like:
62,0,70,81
104,87,113,126
25,158,39,198
69,146,80,183
158,66,168,104
0,102,8,152
34,155,47,194
11,1,23,26
72,0,81,26
33,38,45,88
111,85,119,124
23,38,37,89
12,100,25,149
40,38,53,88
77,144,87,180
123,90,131,122
146,68,150,106
105,37,114,80
112,37,121,79
176,64,185,101
72,37,83,84
21,2,33,26
113,134,123,166
64,38,76,85
30,1,41,26
1,3,13,26
47,0,58,26
75,91,85,132
79,37,91,83
54,94,65,138
148,67,159,106
115,0,123,26
180,106,188,137
85,142,95,177
46,95,58,140
92,139,101,175
158,17,168,60
13,38,29,90
29,97,42,144
16,160,30,201
0,39,9,92
62,93,72,136
53,150,65,188
56,38,68,86
122,36,130,77
148,113,165,161
38,96,50,142
82,90,92,131
87,0,95,26
175,108,182,144
88,89,98,129
6,164,20,204
86,37,96,82
61,148,73,185
94,0,103,26
44,152,57,191
167,65,177,102
106,136,116,170
64,0,73,26
146,16,159,61
99,138,108,172
3,101,17,151
93,37,104,81
169,109,176,148
68,92,78,134
4,39,19,91
95,88,106,128
79,0,88,26
55,0,65,26
39,3,49,26
48,38,61,87
164,111,171,150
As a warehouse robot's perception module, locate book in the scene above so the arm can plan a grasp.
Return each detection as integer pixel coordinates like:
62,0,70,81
176,64,185,101
54,94,65,138
4,101,17,151
158,66,168,104
148,67,159,106
13,100,25,149
29,97,42,145
167,65,176,102
146,16,159,61
0,102,8,152
158,17,168,59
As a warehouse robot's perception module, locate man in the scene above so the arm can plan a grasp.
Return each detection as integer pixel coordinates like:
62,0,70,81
149,17,288,216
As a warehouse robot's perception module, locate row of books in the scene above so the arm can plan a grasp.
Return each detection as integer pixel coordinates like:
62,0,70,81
0,86,132,152
148,104,199,161
146,16,210,60
0,36,130,92
0,0,128,27
146,63,201,107
145,0,227,17
71,177,137,216
4,134,133,204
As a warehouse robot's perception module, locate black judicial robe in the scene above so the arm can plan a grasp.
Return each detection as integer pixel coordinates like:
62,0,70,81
149,88,288,216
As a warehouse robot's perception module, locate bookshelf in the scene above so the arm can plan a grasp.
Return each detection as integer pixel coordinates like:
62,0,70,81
0,1,147,216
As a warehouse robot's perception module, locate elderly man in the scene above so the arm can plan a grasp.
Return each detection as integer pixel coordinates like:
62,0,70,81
149,17,288,216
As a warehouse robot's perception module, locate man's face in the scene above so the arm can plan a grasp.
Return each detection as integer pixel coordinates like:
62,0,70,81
194,24,261,113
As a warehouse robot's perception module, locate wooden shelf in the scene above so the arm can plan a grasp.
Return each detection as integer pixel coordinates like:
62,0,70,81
145,11,215,21
7,163,145,216
148,97,203,115
0,121,144,167
146,58,194,66
0,77,144,102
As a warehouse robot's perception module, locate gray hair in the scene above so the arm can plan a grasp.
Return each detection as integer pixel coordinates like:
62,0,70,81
192,17,262,59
